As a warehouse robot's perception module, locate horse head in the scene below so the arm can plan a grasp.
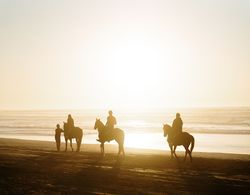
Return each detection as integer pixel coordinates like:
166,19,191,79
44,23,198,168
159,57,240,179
94,118,104,131
63,122,69,132
163,124,172,137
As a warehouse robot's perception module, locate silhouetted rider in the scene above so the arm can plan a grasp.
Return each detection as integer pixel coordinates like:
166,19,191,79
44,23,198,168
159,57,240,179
67,114,74,130
106,110,117,131
172,113,183,135
96,110,117,142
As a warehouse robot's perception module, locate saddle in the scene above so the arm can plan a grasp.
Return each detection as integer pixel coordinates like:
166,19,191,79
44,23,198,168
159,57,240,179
105,129,114,142
97,129,114,143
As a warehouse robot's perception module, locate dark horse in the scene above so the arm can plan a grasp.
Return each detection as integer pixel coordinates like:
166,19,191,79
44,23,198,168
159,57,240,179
63,122,83,152
163,124,195,162
94,119,125,157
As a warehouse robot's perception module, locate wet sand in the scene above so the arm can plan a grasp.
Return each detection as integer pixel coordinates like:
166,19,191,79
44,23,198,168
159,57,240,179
0,138,249,194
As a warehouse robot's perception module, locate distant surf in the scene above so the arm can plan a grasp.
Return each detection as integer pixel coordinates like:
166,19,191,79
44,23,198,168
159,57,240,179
0,108,250,154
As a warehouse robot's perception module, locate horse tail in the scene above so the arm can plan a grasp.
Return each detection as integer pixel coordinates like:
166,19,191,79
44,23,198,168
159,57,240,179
78,128,83,142
75,127,83,152
190,135,195,153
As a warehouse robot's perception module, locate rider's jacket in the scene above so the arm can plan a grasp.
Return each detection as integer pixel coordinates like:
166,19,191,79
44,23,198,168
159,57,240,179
172,117,183,134
106,115,117,130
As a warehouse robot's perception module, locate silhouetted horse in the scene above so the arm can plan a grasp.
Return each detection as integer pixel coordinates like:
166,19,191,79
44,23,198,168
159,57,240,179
94,119,125,157
163,124,195,162
63,122,83,152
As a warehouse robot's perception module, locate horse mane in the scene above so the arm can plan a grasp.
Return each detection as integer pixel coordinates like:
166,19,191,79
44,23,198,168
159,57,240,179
99,120,105,126
96,119,105,130
63,122,70,134
164,124,174,137
164,124,172,129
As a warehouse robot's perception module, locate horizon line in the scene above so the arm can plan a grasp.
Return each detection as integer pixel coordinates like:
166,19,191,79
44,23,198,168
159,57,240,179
0,105,250,111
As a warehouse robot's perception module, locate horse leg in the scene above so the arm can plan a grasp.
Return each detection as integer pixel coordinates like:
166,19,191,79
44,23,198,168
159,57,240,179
173,145,178,160
183,145,188,162
118,143,125,157
100,143,104,157
102,143,105,156
118,144,121,156
188,148,193,162
70,139,73,151
75,138,78,152
116,138,122,156
65,139,68,152
117,140,125,157
122,144,125,156
79,139,82,152
77,136,82,152
76,138,80,152
121,133,125,157
169,144,173,160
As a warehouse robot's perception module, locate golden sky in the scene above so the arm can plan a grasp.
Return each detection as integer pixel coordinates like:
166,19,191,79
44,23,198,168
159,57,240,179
0,0,250,109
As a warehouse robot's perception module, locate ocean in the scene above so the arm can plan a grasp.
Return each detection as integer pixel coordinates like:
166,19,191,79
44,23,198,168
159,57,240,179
0,108,250,154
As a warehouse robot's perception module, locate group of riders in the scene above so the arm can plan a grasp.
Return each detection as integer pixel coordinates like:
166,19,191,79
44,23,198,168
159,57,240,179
54,110,183,152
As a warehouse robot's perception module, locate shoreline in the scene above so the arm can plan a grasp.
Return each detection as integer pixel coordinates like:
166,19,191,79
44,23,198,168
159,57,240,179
0,138,250,194
0,137,250,161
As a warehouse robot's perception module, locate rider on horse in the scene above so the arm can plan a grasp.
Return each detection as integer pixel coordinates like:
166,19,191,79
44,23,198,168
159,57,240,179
105,110,117,141
67,114,74,134
96,110,117,142
172,113,183,136
106,110,117,130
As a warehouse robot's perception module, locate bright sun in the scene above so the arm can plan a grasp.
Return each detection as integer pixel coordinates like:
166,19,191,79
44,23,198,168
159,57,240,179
77,35,193,109
100,41,166,108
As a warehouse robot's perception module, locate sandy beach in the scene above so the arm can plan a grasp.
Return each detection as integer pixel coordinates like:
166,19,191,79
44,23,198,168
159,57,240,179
1,0,250,194
0,138,249,194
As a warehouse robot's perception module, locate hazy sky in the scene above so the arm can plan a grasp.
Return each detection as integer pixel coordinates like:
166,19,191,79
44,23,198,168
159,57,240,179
0,0,250,110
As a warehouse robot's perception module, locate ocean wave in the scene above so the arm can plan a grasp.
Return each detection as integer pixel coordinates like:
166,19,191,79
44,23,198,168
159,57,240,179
1,108,250,136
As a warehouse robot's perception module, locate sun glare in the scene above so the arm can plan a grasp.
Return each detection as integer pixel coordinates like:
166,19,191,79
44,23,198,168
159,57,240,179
125,133,153,149
94,40,169,108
